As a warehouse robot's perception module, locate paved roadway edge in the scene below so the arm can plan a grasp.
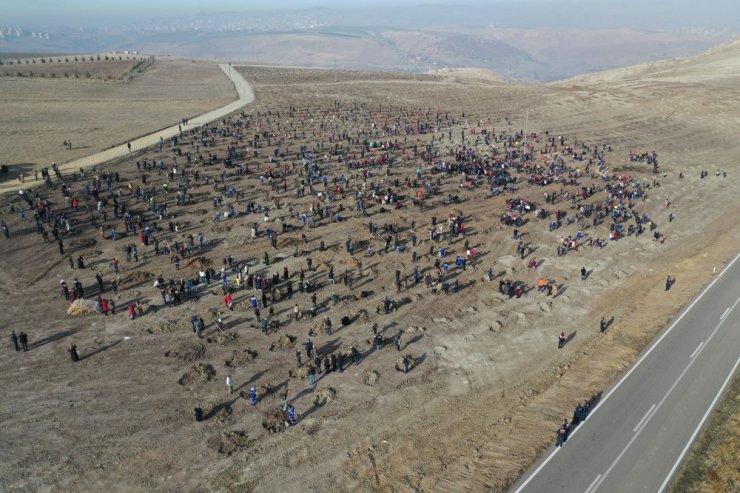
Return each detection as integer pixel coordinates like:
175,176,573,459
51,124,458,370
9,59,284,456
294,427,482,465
656,356,740,493
512,252,740,493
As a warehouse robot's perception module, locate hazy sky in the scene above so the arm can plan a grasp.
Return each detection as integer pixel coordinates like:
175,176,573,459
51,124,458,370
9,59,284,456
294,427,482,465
4,0,739,31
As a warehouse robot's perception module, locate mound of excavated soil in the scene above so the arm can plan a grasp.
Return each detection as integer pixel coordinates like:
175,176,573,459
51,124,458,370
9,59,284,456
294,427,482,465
364,370,380,386
255,383,274,398
164,343,206,363
200,309,221,320
66,299,98,316
402,325,426,334
206,332,239,346
206,401,233,424
225,348,258,367
395,355,417,373
313,387,336,406
277,236,301,248
233,300,253,312
68,238,96,249
270,334,296,351
207,431,254,455
262,409,290,433
184,256,213,273
147,319,182,334
290,367,309,379
178,363,216,386
121,270,154,285
237,383,273,401
211,223,233,234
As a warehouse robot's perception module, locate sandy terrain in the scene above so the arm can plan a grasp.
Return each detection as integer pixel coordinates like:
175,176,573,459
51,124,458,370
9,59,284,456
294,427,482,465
0,40,739,493
0,57,236,173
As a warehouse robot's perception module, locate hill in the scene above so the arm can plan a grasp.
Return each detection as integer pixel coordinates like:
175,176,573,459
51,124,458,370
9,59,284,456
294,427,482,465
1,39,739,493
559,36,740,85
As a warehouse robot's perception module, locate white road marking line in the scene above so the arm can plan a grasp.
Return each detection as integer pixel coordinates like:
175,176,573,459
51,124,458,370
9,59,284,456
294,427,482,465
587,474,605,493
633,404,656,433
511,253,740,493
690,342,704,359
720,307,730,320
656,356,740,493
512,448,560,493
585,253,740,419
588,295,740,491
583,474,602,493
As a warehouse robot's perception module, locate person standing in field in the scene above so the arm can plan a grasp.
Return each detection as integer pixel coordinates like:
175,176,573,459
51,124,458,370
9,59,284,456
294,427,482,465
69,343,79,362
19,332,29,352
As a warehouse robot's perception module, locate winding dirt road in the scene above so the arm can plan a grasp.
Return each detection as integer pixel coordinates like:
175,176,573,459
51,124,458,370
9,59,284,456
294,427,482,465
0,63,254,195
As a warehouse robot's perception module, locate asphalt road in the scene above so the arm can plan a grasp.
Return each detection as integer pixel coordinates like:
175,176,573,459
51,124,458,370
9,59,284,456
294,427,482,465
511,253,740,493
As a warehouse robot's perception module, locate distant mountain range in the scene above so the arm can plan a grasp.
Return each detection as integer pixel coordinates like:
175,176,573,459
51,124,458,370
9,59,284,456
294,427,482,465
0,2,733,81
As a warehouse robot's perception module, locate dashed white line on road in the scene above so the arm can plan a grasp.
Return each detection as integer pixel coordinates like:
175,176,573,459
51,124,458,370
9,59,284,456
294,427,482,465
510,254,740,493
586,294,740,491
633,404,656,433
690,341,704,359
720,306,730,320
584,474,602,493
656,356,740,493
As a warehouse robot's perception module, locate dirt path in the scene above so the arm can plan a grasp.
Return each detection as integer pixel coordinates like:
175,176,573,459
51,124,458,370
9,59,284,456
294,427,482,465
0,63,254,195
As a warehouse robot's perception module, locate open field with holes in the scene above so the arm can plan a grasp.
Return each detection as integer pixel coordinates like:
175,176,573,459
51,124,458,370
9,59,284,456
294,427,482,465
0,40,739,492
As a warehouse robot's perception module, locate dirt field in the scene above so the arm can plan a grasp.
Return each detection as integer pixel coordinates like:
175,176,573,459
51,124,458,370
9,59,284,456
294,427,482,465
0,57,235,173
0,40,739,492
0,59,139,80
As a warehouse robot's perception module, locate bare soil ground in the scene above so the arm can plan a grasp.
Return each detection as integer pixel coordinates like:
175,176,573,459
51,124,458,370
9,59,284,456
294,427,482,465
0,57,235,172
0,60,139,80
0,42,739,493
669,373,740,493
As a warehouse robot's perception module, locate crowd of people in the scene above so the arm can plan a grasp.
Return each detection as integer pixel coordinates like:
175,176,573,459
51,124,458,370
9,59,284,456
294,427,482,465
3,92,683,432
